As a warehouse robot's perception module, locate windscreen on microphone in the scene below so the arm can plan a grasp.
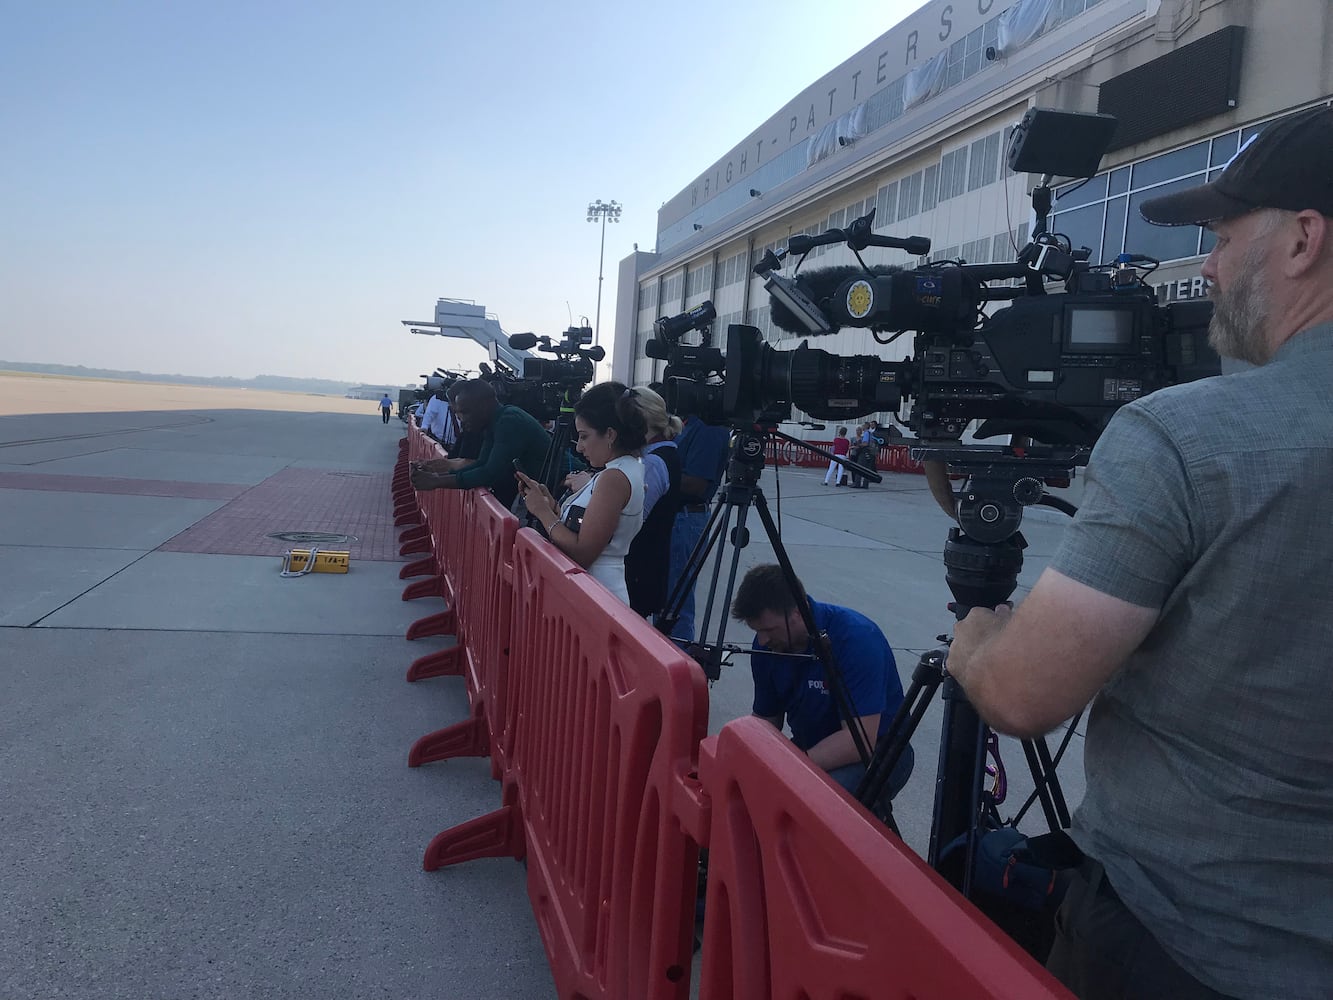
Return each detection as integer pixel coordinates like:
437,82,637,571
507,332,540,351
769,265,904,334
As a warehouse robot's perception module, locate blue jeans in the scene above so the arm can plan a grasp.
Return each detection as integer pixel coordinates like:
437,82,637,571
663,509,708,642
828,743,915,812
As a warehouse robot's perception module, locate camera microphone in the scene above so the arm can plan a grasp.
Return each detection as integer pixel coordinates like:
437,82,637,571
654,301,716,339
508,332,540,351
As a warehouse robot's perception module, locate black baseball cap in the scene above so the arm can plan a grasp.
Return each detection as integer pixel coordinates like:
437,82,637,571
1140,106,1333,226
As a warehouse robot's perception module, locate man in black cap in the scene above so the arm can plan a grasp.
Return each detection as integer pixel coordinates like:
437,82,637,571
947,106,1333,1000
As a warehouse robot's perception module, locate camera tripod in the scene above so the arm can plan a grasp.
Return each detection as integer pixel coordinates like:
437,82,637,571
536,407,579,496
855,445,1083,901
656,423,886,795
516,394,584,527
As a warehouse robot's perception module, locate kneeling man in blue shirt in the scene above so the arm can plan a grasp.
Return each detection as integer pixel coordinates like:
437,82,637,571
732,564,913,804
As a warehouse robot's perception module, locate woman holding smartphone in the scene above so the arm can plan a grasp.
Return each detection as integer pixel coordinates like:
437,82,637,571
515,382,646,604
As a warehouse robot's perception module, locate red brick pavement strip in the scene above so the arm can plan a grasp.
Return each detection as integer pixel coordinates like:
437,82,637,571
0,471,248,501
158,468,403,561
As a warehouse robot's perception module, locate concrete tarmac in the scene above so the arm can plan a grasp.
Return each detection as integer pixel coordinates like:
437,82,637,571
1,387,552,1000
0,378,1087,998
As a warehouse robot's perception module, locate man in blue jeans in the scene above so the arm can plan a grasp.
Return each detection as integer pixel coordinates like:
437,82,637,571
732,564,913,806
661,414,729,641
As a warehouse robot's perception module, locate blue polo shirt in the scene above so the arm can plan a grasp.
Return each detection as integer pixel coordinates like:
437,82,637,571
750,599,903,752
675,416,730,502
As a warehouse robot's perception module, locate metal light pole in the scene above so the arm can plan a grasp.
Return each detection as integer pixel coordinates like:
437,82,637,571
586,199,621,347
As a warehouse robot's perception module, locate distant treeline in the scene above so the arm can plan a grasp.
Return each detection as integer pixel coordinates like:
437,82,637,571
0,361,356,396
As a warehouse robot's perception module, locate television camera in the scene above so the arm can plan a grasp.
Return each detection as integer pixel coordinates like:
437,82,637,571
415,368,468,402
649,108,1218,449
488,326,605,423
650,211,1216,448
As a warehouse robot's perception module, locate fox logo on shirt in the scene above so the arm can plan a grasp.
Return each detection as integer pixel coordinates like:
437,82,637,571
807,679,826,692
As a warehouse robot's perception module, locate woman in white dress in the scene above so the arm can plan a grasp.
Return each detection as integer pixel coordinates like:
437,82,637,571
515,381,646,604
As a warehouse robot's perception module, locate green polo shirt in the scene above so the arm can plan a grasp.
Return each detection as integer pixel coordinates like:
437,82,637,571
454,405,551,507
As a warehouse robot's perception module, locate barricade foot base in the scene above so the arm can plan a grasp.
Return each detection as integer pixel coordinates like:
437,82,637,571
406,608,455,640
399,556,436,579
408,714,487,764
423,804,523,871
394,510,423,527
405,644,462,682
401,575,443,601
399,536,432,557
398,523,431,543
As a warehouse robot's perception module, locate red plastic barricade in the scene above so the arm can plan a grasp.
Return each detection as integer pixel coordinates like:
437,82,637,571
695,717,1071,1000
407,491,518,776
402,465,469,641
422,530,710,1000
761,438,926,475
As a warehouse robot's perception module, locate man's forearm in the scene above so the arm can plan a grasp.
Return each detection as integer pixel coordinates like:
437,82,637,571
455,436,516,489
806,727,864,771
411,470,461,491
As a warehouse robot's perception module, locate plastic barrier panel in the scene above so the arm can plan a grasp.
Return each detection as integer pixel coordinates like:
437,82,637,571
408,491,517,775
695,717,1071,1000
758,438,925,475
402,435,466,639
424,530,710,1000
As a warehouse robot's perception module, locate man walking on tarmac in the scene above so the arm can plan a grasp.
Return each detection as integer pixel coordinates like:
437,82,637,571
378,393,393,423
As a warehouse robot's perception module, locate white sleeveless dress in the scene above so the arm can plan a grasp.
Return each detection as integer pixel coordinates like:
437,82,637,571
560,454,644,604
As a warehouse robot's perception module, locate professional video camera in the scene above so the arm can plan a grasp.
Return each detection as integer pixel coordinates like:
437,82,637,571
491,326,605,423
643,302,747,422
649,108,1220,447
414,368,467,403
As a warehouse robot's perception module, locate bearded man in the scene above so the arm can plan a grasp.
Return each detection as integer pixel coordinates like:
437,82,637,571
947,107,1333,999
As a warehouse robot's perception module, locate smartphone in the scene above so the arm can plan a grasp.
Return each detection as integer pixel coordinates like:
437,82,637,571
512,459,524,473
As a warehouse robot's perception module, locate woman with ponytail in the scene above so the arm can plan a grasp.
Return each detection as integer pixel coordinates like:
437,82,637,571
515,381,646,604
623,385,684,617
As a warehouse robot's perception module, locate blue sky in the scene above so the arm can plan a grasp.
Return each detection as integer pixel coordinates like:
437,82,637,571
1,1,918,385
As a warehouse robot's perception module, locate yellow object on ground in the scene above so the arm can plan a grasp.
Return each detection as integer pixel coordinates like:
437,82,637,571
280,549,350,575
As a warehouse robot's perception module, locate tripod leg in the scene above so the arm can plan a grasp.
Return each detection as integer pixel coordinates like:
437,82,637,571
1020,736,1072,830
658,499,729,640
700,500,755,655
856,649,946,824
927,678,987,880
537,413,575,496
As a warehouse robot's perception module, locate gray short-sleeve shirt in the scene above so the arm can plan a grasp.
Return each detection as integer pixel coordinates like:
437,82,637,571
1051,321,1333,998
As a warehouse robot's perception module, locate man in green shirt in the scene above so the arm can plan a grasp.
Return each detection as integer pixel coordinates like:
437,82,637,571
409,379,550,509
